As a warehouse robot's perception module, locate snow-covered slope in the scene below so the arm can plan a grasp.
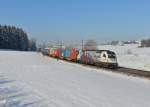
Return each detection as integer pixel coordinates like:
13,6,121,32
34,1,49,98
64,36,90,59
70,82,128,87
0,51,150,107
99,44,150,71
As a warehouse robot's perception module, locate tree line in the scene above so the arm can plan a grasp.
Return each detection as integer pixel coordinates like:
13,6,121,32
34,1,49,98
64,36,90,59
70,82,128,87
0,25,36,51
141,38,150,47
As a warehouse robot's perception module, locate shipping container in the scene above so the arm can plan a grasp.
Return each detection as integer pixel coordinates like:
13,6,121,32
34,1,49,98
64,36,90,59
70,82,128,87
62,49,71,59
49,48,57,56
60,48,79,61
67,48,79,61
53,48,62,58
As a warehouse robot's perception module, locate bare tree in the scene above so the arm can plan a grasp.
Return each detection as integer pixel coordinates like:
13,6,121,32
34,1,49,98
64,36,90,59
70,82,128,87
84,39,98,50
28,38,37,51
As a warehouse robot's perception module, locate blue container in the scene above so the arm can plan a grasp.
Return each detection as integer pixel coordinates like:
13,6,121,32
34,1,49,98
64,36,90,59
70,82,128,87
63,49,71,58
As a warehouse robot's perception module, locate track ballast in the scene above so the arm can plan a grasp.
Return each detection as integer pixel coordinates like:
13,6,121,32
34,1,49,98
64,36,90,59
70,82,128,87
83,64,150,79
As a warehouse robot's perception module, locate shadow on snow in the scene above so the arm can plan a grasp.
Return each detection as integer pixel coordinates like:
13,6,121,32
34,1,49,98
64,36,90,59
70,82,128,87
0,75,47,107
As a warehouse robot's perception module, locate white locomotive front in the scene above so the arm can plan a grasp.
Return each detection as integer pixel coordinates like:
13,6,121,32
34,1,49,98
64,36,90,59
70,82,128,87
77,50,118,68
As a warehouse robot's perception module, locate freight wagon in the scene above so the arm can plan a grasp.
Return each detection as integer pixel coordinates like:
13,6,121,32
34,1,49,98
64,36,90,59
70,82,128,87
53,48,62,58
49,47,57,57
61,48,79,61
42,48,50,56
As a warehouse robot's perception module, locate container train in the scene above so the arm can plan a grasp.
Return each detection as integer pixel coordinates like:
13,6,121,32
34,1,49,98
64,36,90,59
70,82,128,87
41,47,118,68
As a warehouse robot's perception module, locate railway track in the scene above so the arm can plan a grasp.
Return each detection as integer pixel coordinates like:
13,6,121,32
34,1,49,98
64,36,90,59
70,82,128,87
114,67,150,79
65,60,150,80
82,64,150,80
42,53,150,80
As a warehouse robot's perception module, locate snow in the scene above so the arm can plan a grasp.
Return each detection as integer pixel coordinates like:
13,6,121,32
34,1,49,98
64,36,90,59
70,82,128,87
0,51,150,107
99,44,150,71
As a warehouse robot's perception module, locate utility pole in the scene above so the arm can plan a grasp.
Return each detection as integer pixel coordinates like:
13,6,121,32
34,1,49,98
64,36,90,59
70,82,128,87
57,40,60,48
82,40,84,51
60,41,62,50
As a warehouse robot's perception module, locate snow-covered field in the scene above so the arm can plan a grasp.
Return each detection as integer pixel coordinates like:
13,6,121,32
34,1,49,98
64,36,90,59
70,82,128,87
99,44,150,71
0,51,150,107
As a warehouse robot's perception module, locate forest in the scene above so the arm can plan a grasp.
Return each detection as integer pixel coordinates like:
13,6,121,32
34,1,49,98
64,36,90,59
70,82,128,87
0,25,36,51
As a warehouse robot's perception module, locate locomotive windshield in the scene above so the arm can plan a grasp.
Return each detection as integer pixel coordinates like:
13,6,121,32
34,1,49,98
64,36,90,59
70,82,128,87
108,54,116,58
106,51,116,58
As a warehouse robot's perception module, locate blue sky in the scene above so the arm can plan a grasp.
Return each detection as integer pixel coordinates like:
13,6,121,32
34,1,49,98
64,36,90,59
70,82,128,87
0,0,150,43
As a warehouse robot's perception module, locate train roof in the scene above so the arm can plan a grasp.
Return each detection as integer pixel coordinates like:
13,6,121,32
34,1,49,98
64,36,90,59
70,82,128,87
83,49,115,54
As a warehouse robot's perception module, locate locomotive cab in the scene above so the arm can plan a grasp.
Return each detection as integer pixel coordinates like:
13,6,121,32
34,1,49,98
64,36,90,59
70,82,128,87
77,49,118,68
99,50,118,68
